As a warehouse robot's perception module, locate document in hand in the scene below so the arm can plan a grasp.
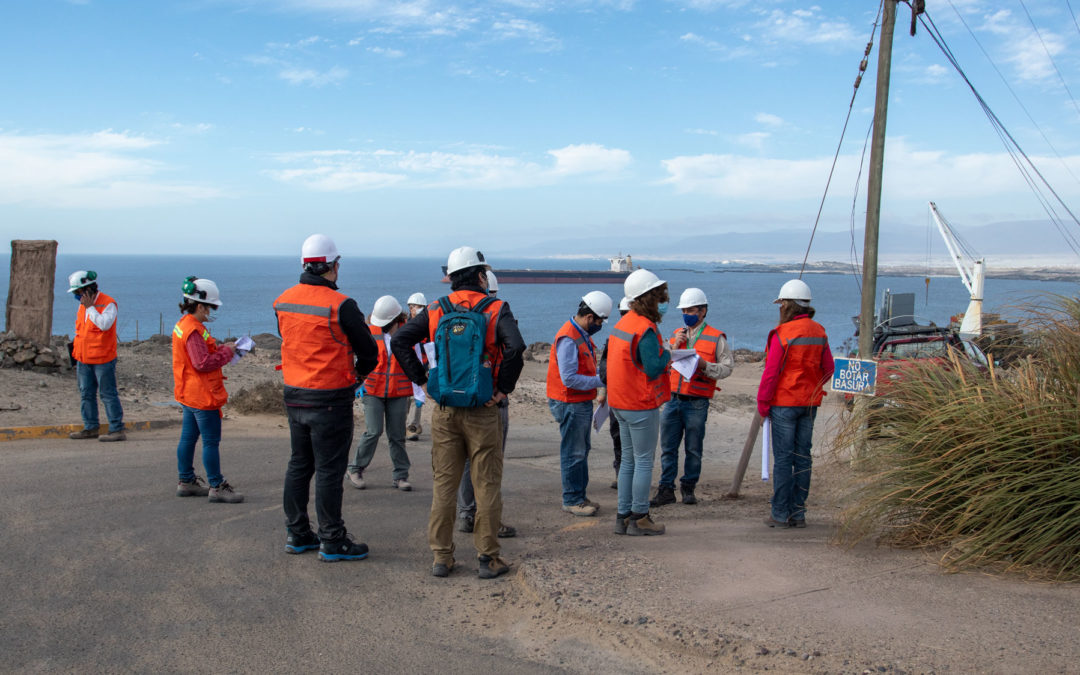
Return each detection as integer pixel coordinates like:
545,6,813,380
229,335,255,364
761,418,771,481
669,348,699,380
423,342,437,368
592,402,609,432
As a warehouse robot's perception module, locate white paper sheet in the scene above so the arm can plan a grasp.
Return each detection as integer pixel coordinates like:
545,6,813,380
670,347,700,380
423,341,437,369
412,383,426,404
592,402,609,432
761,418,771,481
229,335,255,364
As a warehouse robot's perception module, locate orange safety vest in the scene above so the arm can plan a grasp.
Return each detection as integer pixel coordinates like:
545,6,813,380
768,316,829,407
172,313,228,410
546,319,599,403
607,310,671,410
426,289,504,381
72,292,118,364
274,284,357,391
364,325,413,398
668,323,725,398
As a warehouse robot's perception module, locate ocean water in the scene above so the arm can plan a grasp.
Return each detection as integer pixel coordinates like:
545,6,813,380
1,254,1075,352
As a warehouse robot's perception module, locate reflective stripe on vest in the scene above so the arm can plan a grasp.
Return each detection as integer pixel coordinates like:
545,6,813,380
274,284,356,391
546,319,598,403
607,311,671,410
769,317,829,407
364,326,412,398
668,323,725,398
73,292,118,364
172,313,228,410
426,290,504,380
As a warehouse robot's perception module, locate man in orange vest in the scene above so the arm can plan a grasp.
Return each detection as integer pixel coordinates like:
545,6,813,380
275,234,380,561
547,290,613,517
67,270,125,442
347,295,413,491
651,288,733,507
392,246,525,580
757,280,834,528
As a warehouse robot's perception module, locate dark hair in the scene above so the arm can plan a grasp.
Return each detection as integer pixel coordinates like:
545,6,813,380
449,266,485,291
179,298,203,314
303,261,333,276
76,282,99,296
630,285,669,323
779,299,814,323
576,300,602,321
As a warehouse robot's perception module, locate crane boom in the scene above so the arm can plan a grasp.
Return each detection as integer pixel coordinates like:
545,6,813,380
929,201,974,294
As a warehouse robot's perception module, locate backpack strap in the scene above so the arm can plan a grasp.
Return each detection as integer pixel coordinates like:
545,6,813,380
439,294,496,314
437,296,454,314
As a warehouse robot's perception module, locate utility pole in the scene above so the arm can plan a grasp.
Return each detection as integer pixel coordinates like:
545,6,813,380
858,0,897,360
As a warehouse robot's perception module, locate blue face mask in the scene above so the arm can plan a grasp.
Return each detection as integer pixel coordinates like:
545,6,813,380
657,302,668,317
682,313,699,327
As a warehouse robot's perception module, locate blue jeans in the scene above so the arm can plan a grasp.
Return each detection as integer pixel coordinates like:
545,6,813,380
658,396,710,489
350,395,411,480
613,407,660,515
548,399,593,507
77,359,124,432
769,406,817,523
176,405,224,487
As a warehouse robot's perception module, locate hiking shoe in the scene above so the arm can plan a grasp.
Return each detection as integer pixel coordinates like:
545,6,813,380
627,514,666,536
432,560,454,577
478,555,509,579
764,516,791,528
406,433,420,442
318,534,369,562
285,530,320,554
208,481,244,504
393,479,412,492
789,518,807,528
457,514,475,533
497,524,517,538
680,485,698,505
346,471,366,489
583,497,600,509
176,476,210,497
609,480,618,490
614,513,630,535
98,430,126,442
69,428,99,440
406,424,421,441
649,485,676,507
562,502,598,517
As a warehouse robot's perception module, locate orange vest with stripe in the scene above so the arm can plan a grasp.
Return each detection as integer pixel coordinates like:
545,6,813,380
364,325,413,398
607,310,671,410
73,292,118,364
172,313,228,410
668,323,725,398
426,290,504,382
274,284,357,391
768,316,829,407
546,319,598,403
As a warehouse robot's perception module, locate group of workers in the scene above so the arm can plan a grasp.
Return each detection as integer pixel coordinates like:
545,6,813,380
64,235,833,578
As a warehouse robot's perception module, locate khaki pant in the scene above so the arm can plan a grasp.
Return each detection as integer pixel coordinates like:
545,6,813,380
429,404,503,564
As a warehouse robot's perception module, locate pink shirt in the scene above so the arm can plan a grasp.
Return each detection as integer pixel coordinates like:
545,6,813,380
185,331,234,373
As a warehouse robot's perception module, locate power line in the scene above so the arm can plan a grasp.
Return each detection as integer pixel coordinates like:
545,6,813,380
1017,0,1080,119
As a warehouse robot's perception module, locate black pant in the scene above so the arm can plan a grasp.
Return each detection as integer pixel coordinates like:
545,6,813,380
608,410,622,472
283,403,353,542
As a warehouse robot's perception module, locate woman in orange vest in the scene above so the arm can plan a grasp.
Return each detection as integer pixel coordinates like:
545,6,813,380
756,280,834,528
347,295,414,492
172,277,245,504
608,269,672,536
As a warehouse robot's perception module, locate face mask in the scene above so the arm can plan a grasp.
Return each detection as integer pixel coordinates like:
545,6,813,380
657,302,668,317
586,321,603,336
682,313,698,327
204,308,217,323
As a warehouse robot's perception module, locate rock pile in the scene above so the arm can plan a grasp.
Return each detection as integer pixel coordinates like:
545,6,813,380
0,333,71,372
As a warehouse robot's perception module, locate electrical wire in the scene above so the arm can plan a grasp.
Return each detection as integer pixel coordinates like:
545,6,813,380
1066,0,1080,36
848,116,875,297
1017,0,1080,120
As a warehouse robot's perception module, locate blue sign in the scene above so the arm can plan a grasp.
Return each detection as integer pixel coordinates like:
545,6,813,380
831,358,876,396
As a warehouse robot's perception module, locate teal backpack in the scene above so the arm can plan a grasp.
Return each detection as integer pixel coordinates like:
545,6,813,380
428,295,498,407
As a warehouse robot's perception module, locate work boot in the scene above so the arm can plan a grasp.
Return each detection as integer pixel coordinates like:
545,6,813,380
69,428,99,440
176,475,210,497
318,534,369,562
497,524,517,538
477,555,509,579
457,514,475,533
406,423,421,441
613,513,630,535
393,479,412,492
562,502,598,517
98,430,126,442
627,513,666,536
208,481,244,503
680,485,698,505
432,559,454,578
649,485,676,507
285,530,320,554
346,470,366,489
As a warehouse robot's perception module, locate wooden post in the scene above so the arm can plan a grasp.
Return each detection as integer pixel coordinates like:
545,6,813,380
5,240,58,344
725,412,763,498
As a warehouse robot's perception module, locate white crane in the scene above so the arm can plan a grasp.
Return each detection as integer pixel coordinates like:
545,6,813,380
929,201,984,338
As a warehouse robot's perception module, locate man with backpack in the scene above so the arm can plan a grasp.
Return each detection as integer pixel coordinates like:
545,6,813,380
392,246,525,580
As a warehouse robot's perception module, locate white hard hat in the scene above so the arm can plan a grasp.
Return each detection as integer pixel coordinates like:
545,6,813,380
677,287,708,309
581,290,613,319
624,268,666,300
776,279,812,307
485,270,499,294
301,234,340,266
67,270,98,293
406,292,427,306
446,246,490,275
370,295,402,327
183,277,222,307
618,296,631,312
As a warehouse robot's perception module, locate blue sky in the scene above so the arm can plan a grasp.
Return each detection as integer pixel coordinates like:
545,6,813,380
2,0,1079,263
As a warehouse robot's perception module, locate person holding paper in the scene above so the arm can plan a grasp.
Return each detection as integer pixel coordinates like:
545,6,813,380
598,296,632,489
650,288,734,507
404,292,428,441
608,269,672,536
756,279,834,528
546,291,612,517
171,277,244,504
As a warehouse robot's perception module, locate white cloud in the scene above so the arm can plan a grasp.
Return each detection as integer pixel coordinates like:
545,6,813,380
0,130,219,208
679,31,751,59
367,46,405,58
685,128,718,136
757,7,856,45
754,112,783,127
980,9,1066,83
735,131,770,150
548,144,631,175
490,18,562,50
279,66,349,86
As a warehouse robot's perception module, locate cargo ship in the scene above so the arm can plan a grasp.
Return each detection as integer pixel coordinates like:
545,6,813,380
441,254,635,284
